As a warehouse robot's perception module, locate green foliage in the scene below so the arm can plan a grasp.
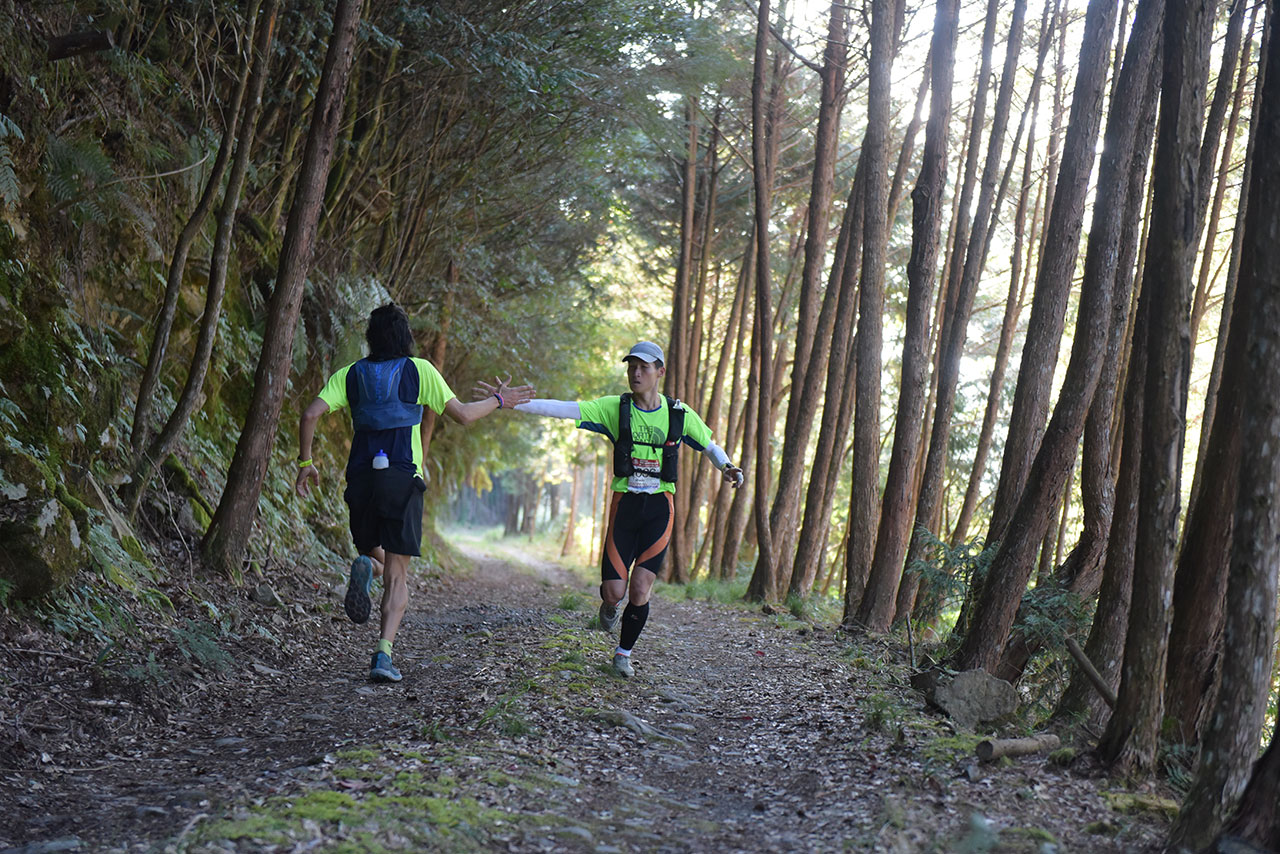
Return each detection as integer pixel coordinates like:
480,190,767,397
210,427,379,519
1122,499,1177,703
904,528,996,631
0,113,22,210
171,618,234,673
0,577,14,610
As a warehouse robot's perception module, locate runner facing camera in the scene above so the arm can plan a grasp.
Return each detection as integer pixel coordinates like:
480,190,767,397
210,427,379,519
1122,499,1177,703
490,340,744,678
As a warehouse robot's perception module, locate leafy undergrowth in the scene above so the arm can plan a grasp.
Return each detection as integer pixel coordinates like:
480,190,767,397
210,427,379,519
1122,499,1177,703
1,534,1172,853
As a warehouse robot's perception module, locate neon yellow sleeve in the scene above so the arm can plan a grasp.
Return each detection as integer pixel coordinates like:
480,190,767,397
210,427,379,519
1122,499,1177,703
316,363,354,411
412,358,455,415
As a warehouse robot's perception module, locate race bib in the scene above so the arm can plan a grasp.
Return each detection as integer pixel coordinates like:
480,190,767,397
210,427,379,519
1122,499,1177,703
628,457,661,493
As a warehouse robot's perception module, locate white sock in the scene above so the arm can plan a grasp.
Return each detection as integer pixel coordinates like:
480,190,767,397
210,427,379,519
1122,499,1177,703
614,647,631,657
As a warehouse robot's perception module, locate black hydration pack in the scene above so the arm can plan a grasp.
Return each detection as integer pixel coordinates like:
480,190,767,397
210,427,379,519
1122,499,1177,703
613,393,685,483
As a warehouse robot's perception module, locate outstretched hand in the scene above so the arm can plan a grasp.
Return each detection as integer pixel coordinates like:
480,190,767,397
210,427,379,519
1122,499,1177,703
723,465,745,489
295,464,320,498
474,376,535,409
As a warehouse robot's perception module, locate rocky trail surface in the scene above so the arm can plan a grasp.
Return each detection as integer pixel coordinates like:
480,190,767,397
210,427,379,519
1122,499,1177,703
0,536,1169,852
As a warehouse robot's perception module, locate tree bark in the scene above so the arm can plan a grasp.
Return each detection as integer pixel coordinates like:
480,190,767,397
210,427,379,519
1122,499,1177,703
992,0,1164,683
1097,0,1216,773
202,0,363,574
1176,17,1280,839
841,0,894,624
950,0,1120,672
745,0,781,602
854,0,960,631
127,0,277,518
766,0,848,586
130,0,259,454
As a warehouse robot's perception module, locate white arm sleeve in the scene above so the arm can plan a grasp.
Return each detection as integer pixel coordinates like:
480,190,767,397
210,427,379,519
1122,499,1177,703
702,441,731,470
513,399,581,420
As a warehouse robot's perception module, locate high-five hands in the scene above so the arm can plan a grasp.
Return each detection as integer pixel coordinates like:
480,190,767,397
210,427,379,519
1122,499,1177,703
473,376,535,409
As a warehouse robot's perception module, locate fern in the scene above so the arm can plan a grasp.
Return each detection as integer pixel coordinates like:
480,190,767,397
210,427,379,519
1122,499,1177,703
0,114,21,210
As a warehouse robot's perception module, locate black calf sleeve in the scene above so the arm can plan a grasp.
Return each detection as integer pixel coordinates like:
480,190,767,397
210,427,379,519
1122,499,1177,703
619,601,650,652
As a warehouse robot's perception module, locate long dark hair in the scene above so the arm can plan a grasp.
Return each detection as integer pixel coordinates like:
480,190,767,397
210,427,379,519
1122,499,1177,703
365,303,415,361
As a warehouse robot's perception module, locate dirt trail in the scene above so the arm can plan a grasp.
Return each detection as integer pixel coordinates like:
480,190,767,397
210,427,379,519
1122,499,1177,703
0,541,1166,853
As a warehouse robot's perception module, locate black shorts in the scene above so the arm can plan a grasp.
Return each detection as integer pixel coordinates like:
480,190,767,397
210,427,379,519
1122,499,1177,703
344,467,426,557
602,491,674,583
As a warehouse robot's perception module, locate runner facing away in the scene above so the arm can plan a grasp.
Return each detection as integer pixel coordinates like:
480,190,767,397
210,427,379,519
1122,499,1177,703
493,340,744,677
296,303,534,683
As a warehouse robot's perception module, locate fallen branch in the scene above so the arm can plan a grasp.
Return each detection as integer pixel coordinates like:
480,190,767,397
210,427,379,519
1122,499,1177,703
1065,635,1117,709
976,733,1061,762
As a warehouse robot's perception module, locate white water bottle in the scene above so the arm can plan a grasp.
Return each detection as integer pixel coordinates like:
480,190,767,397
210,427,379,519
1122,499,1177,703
372,449,389,470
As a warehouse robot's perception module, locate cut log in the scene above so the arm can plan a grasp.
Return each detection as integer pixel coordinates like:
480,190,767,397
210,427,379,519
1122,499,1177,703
976,733,1062,761
48,31,115,61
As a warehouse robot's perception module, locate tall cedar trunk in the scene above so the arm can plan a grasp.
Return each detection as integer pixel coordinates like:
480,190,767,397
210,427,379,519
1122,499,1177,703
901,0,1051,608
984,0,1124,544
765,0,848,585
840,0,893,622
950,0,1119,672
721,314,761,580
127,0,277,516
745,0,779,602
693,223,747,575
130,1,258,453
1178,16,1280,838
662,96,698,582
854,0,959,631
1097,0,1215,773
789,157,866,597
679,128,724,582
993,0,1164,682
202,0,363,574
590,455,601,566
1163,3,1262,744
948,60,1043,549
561,448,580,558
1188,0,1250,343
709,230,755,578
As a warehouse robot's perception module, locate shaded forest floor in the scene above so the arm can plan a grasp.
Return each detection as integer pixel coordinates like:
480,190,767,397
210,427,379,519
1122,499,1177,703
0,532,1173,853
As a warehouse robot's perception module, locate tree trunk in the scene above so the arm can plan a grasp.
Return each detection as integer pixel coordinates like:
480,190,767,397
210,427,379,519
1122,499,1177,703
901,0,1051,606
789,155,866,598
1164,5,1262,739
1176,19,1280,838
745,0,780,603
1188,0,1251,345
767,0,848,586
992,0,1164,682
854,0,959,631
950,0,1121,671
130,0,259,454
840,0,894,623
1097,0,1216,773
127,0,277,517
984,0,1124,543
418,276,454,458
561,457,580,558
202,0,363,574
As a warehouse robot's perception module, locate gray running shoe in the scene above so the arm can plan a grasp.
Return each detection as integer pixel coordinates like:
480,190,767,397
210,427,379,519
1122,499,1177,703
612,652,634,678
598,600,620,633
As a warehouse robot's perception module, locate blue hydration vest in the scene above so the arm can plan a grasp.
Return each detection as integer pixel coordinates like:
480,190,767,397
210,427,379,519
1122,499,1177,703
349,357,423,432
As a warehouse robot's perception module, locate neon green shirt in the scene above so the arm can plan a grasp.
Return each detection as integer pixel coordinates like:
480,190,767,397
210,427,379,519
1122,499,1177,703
317,357,454,477
577,395,713,494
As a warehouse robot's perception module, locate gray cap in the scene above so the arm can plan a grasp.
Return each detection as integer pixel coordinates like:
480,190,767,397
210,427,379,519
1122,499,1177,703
622,341,664,364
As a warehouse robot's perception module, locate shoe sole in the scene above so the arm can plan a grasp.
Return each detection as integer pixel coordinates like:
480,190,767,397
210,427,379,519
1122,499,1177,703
345,560,372,624
370,668,402,683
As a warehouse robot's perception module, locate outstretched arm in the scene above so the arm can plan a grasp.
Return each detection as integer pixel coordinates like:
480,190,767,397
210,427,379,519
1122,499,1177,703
446,377,535,425
296,397,330,497
702,441,745,488
474,380,581,420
